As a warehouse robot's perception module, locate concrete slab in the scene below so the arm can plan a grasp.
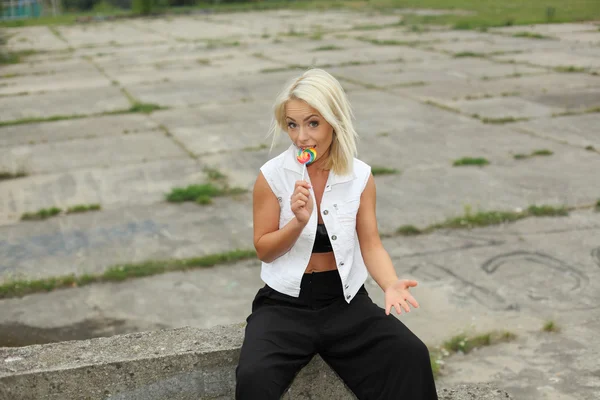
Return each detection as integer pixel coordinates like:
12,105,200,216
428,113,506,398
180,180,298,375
493,50,600,70
0,159,204,226
4,26,70,52
0,86,130,123
0,199,253,283
523,88,600,111
393,72,598,102
447,97,562,119
125,69,303,108
511,113,600,148
151,98,273,128
198,145,286,191
330,58,547,88
0,113,158,148
0,70,111,96
94,42,241,70
556,31,600,45
54,22,169,47
489,22,600,35
346,28,491,42
362,145,600,232
207,10,401,35
0,131,189,174
340,65,434,88
266,43,448,67
128,17,250,41
108,54,283,86
428,36,565,55
0,57,98,79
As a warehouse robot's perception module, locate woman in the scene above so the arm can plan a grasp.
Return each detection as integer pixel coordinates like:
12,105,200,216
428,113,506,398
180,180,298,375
236,69,438,400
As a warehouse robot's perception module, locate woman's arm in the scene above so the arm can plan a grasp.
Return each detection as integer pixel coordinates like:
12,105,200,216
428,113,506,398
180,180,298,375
357,174,419,315
356,174,399,291
253,172,307,263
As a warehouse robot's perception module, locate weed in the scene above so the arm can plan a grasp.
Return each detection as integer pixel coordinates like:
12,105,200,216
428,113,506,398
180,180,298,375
513,32,551,39
312,45,343,51
453,157,490,167
396,225,422,236
21,207,62,221
371,166,400,176
0,249,257,299
543,321,559,332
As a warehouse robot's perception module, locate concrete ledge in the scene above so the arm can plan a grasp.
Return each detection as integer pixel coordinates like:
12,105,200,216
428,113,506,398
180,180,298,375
0,325,512,399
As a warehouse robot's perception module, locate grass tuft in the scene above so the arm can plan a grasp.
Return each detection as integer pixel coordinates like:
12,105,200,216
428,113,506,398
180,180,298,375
166,168,246,205
513,31,552,39
442,331,513,354
396,225,422,236
0,249,257,299
399,204,570,234
371,166,400,176
66,204,101,214
0,170,27,181
128,102,164,114
453,157,490,167
429,330,516,377
453,51,485,58
527,204,568,217
543,320,559,332
21,207,62,221
20,204,101,220
480,116,529,124
554,66,586,73
312,45,343,51
0,49,37,65
514,149,554,159
166,183,226,202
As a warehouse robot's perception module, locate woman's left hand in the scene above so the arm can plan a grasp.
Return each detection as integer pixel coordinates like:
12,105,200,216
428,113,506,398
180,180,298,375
384,279,420,316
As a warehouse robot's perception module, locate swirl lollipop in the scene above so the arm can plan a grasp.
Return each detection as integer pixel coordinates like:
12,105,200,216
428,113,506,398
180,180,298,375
297,147,317,180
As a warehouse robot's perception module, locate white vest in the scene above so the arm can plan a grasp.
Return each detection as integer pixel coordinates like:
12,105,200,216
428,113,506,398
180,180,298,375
259,144,372,303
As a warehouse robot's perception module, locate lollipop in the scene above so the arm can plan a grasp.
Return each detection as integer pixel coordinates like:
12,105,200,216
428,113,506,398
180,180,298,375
297,147,317,180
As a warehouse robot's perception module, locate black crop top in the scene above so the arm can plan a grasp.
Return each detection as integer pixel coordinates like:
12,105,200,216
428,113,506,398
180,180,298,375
312,224,333,253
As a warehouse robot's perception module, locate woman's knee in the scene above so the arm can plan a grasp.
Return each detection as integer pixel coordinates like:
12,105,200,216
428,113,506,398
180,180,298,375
235,357,290,399
385,328,431,366
235,361,271,398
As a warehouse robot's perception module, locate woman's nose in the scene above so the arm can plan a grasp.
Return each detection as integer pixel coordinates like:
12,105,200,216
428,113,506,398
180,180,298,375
298,126,310,141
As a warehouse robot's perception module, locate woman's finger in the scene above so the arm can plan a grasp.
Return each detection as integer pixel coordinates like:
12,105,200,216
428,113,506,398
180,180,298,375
406,295,420,309
399,299,411,313
385,303,392,316
294,193,308,204
393,303,402,315
294,199,306,210
293,186,310,198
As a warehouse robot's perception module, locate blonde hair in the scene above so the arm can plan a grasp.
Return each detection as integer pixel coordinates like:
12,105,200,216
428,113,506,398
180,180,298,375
268,68,358,176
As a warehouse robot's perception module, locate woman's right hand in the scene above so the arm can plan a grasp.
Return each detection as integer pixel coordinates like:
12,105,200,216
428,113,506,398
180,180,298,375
290,181,313,225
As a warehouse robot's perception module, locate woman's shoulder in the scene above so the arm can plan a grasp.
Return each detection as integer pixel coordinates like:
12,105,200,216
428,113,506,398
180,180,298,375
352,157,371,174
260,147,288,171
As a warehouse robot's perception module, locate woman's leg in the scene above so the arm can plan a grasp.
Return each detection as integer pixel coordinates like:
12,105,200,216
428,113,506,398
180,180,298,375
319,288,438,400
235,286,318,400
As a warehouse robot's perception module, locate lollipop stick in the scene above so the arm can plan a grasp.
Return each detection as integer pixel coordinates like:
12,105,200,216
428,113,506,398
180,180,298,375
302,165,306,181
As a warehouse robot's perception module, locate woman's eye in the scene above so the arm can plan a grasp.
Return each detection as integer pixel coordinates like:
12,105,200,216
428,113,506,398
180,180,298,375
287,122,297,129
309,121,319,128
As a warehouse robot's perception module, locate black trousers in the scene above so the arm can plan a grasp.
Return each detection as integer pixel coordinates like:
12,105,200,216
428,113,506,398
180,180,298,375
236,270,438,400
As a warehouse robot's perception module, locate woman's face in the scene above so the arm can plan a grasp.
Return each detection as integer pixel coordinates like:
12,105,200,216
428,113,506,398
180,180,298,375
285,98,334,163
